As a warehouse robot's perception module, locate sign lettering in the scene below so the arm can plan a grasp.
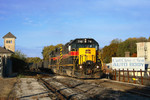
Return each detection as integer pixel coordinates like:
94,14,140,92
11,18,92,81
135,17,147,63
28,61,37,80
112,57,145,71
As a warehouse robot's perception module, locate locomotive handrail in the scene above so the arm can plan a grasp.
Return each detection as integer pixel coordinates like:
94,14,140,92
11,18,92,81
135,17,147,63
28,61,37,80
49,64,74,67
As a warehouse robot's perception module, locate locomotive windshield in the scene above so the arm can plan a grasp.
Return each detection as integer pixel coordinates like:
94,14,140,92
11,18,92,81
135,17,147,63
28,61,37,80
76,43,98,50
67,38,99,51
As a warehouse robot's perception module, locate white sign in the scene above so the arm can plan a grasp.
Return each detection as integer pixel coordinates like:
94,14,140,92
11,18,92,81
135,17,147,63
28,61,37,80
112,57,145,71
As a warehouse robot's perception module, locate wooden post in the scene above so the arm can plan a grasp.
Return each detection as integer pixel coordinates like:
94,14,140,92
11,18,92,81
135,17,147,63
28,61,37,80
113,70,114,80
57,59,59,73
127,69,129,83
115,69,116,80
149,72,150,81
123,69,125,82
72,56,75,77
119,69,120,81
140,69,143,85
133,69,136,84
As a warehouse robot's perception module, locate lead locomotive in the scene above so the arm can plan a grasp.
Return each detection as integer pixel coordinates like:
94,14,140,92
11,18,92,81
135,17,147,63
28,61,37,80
49,38,102,78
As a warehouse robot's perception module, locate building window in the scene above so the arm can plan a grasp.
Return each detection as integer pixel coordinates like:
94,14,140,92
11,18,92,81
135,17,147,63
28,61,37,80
6,40,12,44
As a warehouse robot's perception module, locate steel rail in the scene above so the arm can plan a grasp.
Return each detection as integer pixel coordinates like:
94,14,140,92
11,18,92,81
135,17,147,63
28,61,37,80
38,78,66,100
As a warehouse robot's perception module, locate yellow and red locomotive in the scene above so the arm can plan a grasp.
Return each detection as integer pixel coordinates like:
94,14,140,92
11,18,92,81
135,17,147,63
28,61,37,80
49,38,102,78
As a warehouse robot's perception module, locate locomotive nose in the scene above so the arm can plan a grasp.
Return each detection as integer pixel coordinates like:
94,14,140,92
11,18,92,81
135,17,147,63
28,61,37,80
86,60,94,65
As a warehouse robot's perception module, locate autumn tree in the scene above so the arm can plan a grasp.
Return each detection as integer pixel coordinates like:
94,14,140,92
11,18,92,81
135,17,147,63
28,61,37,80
110,38,122,44
102,43,119,63
148,37,150,42
117,37,147,57
42,44,63,60
117,38,136,57
26,57,42,63
136,37,147,42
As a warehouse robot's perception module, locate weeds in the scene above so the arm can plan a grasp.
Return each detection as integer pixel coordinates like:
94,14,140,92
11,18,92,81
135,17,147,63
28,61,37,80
17,74,25,78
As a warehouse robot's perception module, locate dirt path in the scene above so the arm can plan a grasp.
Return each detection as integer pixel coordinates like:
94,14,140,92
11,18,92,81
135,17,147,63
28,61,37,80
0,77,17,98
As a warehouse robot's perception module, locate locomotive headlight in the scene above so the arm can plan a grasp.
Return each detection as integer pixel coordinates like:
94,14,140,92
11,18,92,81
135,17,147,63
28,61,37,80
79,65,82,69
96,66,99,68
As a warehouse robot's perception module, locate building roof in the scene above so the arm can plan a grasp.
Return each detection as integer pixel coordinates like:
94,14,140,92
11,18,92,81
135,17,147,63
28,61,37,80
3,32,16,39
0,47,13,54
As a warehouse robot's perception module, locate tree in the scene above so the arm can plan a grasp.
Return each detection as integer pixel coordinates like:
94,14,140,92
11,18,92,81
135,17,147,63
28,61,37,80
26,57,42,63
42,45,55,60
148,37,150,42
42,44,63,60
117,38,137,57
102,43,119,63
136,37,147,42
11,50,26,60
117,37,147,57
98,49,104,67
110,38,122,44
11,50,27,72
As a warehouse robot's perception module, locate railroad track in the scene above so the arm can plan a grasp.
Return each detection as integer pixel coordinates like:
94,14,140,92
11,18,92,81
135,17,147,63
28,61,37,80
88,79,150,98
37,75,150,100
38,78,66,100
38,77,89,100
38,76,110,100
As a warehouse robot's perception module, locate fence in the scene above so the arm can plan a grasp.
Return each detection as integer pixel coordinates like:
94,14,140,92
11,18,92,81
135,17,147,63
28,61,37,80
112,69,150,85
0,56,2,77
0,56,12,77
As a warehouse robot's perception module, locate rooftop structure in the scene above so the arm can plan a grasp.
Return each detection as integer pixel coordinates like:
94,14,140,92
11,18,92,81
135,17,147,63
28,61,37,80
3,32,16,52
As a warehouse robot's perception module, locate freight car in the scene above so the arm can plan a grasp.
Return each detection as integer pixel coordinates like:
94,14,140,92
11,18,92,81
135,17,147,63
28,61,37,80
49,38,102,78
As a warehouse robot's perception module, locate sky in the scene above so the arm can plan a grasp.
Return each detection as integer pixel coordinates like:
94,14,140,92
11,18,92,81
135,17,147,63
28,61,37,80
0,0,150,58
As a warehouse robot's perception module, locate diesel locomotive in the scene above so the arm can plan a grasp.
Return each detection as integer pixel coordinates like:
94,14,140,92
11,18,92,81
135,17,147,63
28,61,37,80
49,38,102,78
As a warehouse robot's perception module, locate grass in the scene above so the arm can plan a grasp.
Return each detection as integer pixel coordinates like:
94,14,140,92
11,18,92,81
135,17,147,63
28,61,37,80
17,74,26,78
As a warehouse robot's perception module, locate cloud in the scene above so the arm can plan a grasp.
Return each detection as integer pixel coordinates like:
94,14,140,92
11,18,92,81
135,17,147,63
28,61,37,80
23,17,44,26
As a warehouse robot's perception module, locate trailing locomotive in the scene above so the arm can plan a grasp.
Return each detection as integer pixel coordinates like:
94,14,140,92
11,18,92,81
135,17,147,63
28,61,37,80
49,38,102,78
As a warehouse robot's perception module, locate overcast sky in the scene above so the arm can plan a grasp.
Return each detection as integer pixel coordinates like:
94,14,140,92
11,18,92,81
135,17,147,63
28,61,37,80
0,0,150,58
